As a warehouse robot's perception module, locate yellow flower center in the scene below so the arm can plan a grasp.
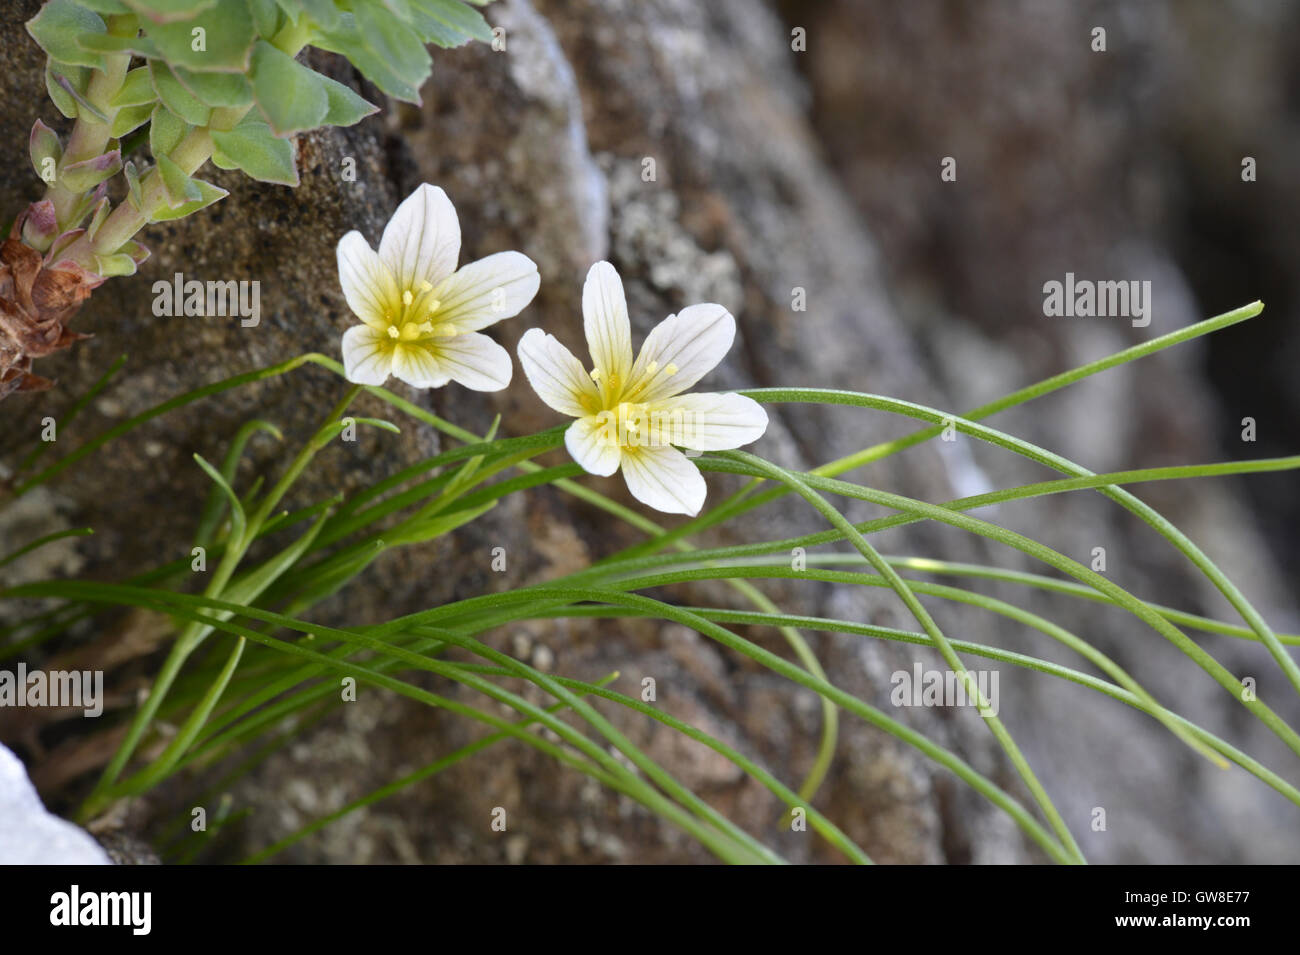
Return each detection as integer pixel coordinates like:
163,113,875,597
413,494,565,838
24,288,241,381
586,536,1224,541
383,281,447,342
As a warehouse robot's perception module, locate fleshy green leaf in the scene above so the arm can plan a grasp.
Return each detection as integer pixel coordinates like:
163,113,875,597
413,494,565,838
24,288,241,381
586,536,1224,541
125,160,144,209
149,103,189,156
30,120,62,177
123,0,220,25
210,118,298,185
412,0,491,44
110,67,158,108
319,74,378,127
78,33,161,57
75,0,132,12
149,178,229,221
95,251,139,277
173,65,253,107
27,0,107,70
50,64,110,122
45,62,82,118
60,150,123,192
354,0,432,82
294,0,340,29
86,196,111,239
157,153,202,207
246,0,282,37
315,14,421,103
44,62,80,118
111,102,155,137
249,40,328,136
142,0,256,72
150,60,212,126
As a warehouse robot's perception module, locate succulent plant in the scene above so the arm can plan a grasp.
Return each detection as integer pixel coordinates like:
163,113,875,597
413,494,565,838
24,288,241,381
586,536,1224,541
4,0,494,395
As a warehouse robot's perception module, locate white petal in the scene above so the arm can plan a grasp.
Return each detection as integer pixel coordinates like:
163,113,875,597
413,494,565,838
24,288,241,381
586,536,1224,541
432,332,513,392
516,328,601,417
626,303,736,403
341,324,395,385
582,261,633,389
433,252,540,332
620,444,707,516
337,231,398,329
565,414,621,476
379,183,461,291
391,341,449,389
647,392,768,450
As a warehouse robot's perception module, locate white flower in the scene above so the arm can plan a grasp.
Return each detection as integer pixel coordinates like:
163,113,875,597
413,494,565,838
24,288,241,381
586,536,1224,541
517,261,768,515
336,184,540,390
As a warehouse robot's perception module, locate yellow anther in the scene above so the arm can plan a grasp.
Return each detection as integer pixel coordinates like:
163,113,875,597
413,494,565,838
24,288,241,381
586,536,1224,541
417,321,435,335
664,363,679,376
431,322,458,338
387,326,400,339
402,289,414,306
419,280,433,293
590,367,603,382
647,361,659,375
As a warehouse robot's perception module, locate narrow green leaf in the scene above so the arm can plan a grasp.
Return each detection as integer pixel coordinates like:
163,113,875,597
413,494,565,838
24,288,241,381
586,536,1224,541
0,527,93,571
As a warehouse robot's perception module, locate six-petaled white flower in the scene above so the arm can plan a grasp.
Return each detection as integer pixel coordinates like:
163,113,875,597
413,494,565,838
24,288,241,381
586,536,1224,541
337,183,539,390
517,261,768,515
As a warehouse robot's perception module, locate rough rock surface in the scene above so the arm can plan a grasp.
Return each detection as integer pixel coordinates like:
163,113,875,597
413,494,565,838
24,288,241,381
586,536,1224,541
0,0,1296,863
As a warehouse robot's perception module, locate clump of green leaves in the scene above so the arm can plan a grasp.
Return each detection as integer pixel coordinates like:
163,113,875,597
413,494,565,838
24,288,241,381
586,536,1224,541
4,301,1299,864
20,0,493,278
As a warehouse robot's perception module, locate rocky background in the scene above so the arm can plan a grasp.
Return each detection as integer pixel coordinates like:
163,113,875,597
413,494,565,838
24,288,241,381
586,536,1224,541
1,0,1297,863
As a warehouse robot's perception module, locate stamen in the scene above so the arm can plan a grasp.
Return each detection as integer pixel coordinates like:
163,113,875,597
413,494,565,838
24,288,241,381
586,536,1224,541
419,281,433,293
387,326,400,339
664,363,679,376
417,321,435,335
431,322,458,338
402,289,414,306
590,367,603,382
647,361,659,375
